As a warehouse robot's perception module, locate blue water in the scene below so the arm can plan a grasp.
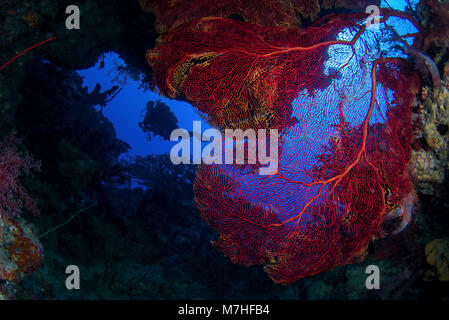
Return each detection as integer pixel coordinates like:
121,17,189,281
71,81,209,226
76,53,209,158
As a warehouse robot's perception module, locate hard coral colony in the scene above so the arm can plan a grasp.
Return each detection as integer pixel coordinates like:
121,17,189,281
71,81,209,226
143,0,422,284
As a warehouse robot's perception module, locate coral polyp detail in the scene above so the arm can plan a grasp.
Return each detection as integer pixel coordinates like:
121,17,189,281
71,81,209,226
146,2,419,284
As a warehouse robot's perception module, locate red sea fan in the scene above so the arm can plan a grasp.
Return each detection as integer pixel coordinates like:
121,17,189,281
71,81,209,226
147,14,366,130
0,134,40,219
146,1,421,284
193,58,419,284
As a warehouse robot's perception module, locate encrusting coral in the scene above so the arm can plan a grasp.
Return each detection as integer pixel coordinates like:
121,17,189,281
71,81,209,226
424,239,449,282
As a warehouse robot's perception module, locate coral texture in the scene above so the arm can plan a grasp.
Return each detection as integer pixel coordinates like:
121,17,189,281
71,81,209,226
424,239,449,282
0,135,41,282
0,217,42,281
139,0,379,32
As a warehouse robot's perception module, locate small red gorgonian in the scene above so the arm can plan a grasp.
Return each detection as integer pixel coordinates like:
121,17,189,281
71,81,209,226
0,134,39,219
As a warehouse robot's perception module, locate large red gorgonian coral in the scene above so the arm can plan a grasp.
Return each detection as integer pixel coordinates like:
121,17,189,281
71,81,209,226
145,1,421,284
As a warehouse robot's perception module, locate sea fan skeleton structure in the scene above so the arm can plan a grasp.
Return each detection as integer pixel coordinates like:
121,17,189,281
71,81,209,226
143,0,421,284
